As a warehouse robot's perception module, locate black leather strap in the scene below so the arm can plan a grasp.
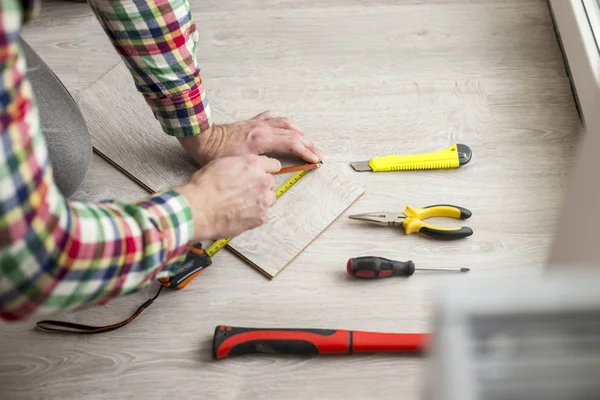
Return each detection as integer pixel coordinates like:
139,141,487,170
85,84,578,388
36,286,163,334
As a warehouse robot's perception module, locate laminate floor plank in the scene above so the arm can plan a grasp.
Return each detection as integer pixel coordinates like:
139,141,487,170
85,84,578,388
1,0,582,399
186,0,546,13
71,153,149,203
78,63,365,278
229,164,365,277
77,63,197,191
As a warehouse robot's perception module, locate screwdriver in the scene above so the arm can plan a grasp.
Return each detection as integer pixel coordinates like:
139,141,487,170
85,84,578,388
347,256,470,279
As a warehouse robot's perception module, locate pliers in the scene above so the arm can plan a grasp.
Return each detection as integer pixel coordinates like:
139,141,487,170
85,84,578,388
349,204,473,240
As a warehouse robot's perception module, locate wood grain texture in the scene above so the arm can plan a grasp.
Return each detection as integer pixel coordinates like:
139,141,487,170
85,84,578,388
71,152,149,202
191,0,566,92
1,0,582,399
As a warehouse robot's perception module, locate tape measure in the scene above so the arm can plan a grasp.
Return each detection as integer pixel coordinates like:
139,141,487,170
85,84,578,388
35,168,315,335
205,168,311,257
159,168,312,289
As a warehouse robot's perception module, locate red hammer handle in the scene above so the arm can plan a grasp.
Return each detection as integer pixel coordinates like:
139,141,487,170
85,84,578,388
213,325,429,360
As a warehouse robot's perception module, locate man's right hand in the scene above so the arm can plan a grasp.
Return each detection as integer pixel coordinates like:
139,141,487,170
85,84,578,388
177,111,324,166
175,155,282,241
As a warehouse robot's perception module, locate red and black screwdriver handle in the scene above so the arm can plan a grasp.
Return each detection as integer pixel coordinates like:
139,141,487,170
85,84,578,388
347,256,415,279
213,325,429,359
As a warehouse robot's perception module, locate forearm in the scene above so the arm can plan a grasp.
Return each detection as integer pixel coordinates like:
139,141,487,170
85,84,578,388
0,5,194,321
1,191,194,321
88,0,212,136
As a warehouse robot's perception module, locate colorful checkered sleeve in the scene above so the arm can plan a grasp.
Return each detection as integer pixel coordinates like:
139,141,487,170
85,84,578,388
88,0,212,136
0,0,195,321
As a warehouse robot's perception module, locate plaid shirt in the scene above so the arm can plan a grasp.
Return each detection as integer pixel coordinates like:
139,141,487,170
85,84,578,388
0,0,212,321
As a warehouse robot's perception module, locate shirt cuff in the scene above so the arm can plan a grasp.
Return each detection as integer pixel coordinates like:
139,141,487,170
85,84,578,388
144,75,213,137
131,189,195,272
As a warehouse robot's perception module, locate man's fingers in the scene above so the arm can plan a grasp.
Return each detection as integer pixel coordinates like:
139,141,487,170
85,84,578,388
269,130,321,163
264,117,304,135
272,129,322,160
253,110,278,121
306,141,325,160
266,191,277,207
256,155,282,173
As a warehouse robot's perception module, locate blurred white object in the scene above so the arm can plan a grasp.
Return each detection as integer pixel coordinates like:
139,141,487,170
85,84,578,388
427,270,600,400
427,4,600,398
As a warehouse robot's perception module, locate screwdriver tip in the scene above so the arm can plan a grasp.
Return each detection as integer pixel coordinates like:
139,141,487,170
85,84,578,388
461,268,470,273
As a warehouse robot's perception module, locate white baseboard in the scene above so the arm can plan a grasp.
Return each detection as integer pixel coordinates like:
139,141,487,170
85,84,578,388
548,0,600,128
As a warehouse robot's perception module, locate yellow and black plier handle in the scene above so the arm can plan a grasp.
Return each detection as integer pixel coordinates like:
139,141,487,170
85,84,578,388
402,204,473,240
349,204,473,240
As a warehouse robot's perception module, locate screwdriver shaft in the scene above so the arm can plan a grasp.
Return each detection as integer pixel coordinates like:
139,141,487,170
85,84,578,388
416,267,470,273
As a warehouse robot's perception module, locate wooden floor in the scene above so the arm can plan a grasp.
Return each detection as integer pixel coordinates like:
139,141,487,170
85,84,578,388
1,0,581,399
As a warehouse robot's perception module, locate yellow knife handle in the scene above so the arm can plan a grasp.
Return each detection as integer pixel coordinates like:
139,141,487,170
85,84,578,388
368,144,472,172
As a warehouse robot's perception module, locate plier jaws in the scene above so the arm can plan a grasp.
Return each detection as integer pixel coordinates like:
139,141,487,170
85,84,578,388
348,212,406,227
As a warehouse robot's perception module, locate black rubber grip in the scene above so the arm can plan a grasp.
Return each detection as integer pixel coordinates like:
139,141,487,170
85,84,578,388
419,226,473,240
213,326,347,359
348,256,415,279
229,339,319,357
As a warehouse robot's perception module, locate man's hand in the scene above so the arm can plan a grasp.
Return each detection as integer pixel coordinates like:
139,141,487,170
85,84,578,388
175,155,281,241
178,111,324,166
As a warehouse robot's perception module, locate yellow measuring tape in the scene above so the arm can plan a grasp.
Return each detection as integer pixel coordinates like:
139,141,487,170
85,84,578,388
205,169,311,257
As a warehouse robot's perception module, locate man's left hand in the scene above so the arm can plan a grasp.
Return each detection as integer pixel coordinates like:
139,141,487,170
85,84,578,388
178,111,324,166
